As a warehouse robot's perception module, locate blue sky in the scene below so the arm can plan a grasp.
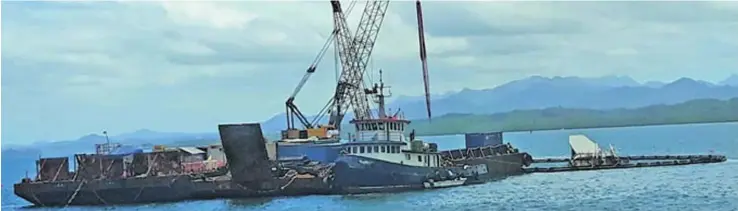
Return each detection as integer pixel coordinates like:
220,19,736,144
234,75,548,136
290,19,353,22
2,1,738,144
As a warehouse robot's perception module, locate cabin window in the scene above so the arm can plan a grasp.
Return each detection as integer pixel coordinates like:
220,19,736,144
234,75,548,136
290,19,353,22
395,146,400,153
374,146,379,153
393,123,398,130
368,146,373,153
391,146,396,153
405,154,411,160
371,124,377,130
381,146,386,153
352,147,357,154
417,155,422,162
360,146,365,153
379,123,385,130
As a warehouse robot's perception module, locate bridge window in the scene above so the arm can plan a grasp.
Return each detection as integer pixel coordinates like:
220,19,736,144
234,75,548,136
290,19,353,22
381,146,386,153
360,146,365,153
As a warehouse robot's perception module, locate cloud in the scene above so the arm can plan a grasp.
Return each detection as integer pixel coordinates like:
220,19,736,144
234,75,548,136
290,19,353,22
2,1,737,143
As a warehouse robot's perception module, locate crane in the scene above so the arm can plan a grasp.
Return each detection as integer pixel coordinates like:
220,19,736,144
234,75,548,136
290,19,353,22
328,0,391,131
282,1,359,140
282,0,430,139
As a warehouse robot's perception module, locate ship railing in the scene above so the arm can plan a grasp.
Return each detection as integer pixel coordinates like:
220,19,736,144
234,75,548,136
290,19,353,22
439,144,512,161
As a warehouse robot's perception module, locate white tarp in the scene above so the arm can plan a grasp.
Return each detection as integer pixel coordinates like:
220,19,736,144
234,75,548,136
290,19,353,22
179,147,206,155
569,134,600,155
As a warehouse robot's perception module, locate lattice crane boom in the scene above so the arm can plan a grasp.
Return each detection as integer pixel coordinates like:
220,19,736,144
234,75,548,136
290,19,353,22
328,0,390,131
284,1,358,130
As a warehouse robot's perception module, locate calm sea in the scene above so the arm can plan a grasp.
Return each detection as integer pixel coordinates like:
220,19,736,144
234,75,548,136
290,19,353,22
3,122,737,211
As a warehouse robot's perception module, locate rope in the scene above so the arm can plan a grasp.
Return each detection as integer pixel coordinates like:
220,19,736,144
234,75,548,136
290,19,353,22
92,185,109,205
52,159,65,182
280,175,298,190
64,180,86,207
133,181,146,202
30,191,45,207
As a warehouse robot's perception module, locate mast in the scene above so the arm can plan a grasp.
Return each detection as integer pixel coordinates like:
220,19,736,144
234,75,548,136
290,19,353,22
377,70,387,118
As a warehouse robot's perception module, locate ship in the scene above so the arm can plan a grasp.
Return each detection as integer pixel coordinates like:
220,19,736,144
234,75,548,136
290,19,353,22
327,71,534,193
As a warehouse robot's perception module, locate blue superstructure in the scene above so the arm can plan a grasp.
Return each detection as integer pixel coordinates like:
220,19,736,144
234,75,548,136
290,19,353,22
276,142,342,164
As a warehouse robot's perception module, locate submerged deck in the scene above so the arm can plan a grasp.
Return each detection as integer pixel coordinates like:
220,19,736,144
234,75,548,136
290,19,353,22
525,154,727,173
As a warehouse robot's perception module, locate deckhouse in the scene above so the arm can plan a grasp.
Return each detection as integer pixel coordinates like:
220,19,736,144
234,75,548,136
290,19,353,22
339,71,442,168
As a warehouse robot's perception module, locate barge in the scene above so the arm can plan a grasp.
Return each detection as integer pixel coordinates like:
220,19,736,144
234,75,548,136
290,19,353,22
13,123,336,207
523,134,727,174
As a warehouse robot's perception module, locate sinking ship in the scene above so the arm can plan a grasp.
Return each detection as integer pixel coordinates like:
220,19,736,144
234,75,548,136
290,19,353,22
328,73,533,193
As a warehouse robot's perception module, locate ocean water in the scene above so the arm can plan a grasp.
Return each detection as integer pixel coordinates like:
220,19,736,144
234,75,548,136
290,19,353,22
2,122,737,211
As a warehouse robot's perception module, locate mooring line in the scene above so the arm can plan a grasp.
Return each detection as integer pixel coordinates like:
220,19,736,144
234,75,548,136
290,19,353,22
65,180,86,207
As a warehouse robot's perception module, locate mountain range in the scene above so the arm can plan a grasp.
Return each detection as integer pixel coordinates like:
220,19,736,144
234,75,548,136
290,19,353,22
261,74,738,132
3,74,738,158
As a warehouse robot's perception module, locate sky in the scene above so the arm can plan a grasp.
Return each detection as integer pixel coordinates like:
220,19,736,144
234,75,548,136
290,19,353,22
2,1,738,144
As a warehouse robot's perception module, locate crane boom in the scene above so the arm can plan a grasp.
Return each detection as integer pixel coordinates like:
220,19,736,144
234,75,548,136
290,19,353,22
328,0,390,131
284,1,359,131
328,0,356,131
415,0,432,120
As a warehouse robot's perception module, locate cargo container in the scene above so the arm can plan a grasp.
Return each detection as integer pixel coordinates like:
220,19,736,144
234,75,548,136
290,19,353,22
465,132,503,148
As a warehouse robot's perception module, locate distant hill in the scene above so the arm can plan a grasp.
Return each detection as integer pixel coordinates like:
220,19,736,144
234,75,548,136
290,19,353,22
721,74,738,86
260,75,738,133
3,130,220,158
402,97,738,136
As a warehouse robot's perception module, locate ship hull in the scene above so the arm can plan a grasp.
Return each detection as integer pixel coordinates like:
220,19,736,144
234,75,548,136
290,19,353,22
330,155,458,194
14,175,194,207
331,152,532,194
451,152,532,181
